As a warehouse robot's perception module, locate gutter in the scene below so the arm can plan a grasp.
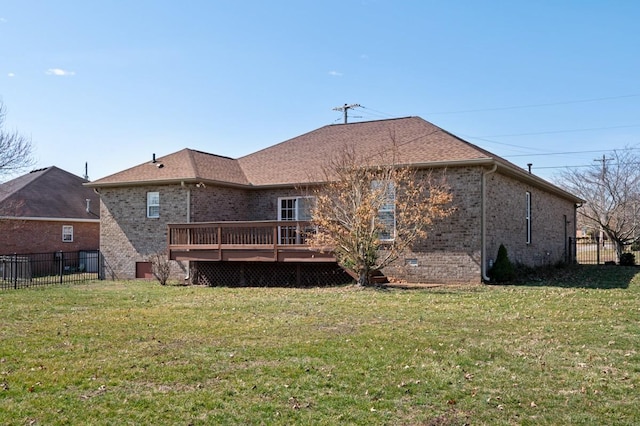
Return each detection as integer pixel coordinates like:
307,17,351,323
84,178,251,190
481,163,498,282
0,216,100,223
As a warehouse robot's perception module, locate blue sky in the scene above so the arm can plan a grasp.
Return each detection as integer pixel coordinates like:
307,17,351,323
1,0,638,182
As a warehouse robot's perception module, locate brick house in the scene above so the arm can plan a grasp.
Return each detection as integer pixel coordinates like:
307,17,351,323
0,166,100,254
87,117,581,284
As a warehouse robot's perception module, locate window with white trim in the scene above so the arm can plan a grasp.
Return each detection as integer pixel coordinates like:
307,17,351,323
525,191,531,244
147,192,160,218
372,180,396,241
62,225,73,242
278,196,314,221
278,196,314,244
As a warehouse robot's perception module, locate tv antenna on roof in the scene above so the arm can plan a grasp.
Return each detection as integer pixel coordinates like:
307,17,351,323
332,103,361,124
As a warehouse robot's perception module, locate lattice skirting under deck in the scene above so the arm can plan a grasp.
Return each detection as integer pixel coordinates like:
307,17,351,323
190,261,353,287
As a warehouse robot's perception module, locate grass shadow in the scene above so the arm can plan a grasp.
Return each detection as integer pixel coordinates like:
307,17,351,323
511,264,638,289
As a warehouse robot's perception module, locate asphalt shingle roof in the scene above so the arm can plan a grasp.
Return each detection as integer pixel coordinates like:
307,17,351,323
90,117,499,187
237,117,491,185
0,166,100,219
85,117,580,202
90,149,249,186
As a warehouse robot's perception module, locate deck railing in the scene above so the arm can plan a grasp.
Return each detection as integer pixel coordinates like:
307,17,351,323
168,220,316,250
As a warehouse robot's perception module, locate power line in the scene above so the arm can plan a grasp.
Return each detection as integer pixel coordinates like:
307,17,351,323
455,133,552,152
534,164,597,170
476,123,640,138
425,93,640,115
503,147,640,158
360,106,397,119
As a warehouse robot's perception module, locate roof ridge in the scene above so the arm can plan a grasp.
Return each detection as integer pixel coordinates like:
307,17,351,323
185,149,199,178
433,125,530,172
239,116,419,161
185,148,237,161
0,166,52,197
326,116,416,128
0,166,101,218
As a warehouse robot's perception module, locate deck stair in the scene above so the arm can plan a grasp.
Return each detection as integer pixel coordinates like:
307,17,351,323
341,267,389,285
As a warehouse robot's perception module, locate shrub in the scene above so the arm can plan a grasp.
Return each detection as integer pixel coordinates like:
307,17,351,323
631,241,640,252
619,252,636,266
488,244,515,283
150,251,171,285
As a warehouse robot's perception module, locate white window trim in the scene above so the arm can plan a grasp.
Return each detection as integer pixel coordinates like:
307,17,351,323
277,196,314,221
62,225,73,242
525,191,532,245
372,180,396,242
277,196,315,245
147,192,160,218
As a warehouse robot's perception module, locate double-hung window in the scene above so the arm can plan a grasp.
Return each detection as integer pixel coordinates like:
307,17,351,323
525,191,532,244
62,225,73,242
147,192,160,218
372,180,396,241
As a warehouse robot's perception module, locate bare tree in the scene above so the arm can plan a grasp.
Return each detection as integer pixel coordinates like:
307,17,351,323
306,146,454,286
559,147,640,262
0,101,34,181
150,251,171,285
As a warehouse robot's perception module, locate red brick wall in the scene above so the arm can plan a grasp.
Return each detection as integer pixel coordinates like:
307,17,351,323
0,219,99,254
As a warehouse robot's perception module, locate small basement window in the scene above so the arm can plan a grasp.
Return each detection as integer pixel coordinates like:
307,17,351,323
62,225,73,242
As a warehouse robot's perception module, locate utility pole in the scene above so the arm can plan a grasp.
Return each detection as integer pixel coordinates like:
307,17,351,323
593,154,612,250
594,154,612,180
333,103,361,124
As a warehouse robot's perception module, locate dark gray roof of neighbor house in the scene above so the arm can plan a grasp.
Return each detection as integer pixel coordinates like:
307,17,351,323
0,166,100,220
86,117,581,202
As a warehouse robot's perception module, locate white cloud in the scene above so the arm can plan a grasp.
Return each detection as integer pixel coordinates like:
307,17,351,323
46,68,76,76
7,72,15,77
360,54,369,60
328,70,343,77
0,18,7,23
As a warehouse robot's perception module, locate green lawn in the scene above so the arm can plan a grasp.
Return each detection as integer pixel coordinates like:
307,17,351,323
1,266,639,425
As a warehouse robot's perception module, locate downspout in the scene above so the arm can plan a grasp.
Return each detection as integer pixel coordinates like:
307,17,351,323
181,181,191,281
481,163,498,282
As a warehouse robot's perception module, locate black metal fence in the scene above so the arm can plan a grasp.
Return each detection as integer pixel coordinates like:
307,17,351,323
0,250,102,290
569,237,634,265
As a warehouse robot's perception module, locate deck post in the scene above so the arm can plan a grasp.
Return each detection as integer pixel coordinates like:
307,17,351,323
273,225,278,261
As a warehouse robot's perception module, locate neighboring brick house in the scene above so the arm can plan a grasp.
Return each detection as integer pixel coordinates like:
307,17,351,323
87,117,581,284
0,166,100,254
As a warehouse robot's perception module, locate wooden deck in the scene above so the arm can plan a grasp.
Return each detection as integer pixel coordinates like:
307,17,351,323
168,221,335,263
